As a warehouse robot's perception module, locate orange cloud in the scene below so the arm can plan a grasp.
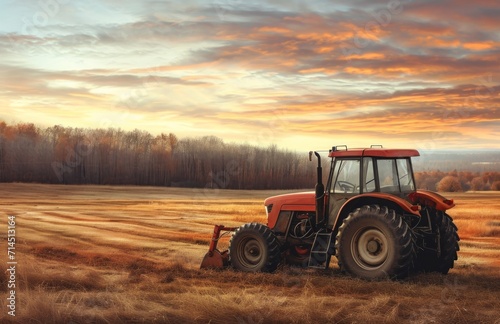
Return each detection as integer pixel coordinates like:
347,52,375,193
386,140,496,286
298,67,330,74
344,52,386,60
462,41,497,51
257,26,291,34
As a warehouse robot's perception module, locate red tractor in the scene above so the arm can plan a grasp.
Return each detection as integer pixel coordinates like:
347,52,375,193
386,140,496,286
201,146,459,279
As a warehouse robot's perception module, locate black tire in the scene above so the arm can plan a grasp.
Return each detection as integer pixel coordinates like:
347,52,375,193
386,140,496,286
229,223,281,272
335,205,416,280
415,210,460,274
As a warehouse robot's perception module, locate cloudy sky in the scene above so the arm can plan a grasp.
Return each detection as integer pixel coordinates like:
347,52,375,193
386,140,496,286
1,0,499,151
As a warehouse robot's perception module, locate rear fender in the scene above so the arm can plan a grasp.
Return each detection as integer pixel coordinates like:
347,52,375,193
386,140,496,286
408,190,455,211
331,193,420,231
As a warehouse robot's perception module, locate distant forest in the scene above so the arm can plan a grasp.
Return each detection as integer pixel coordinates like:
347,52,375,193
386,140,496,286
1,121,499,191
0,121,315,189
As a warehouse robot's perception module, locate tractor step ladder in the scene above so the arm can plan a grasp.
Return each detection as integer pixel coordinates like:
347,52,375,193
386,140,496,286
308,231,333,269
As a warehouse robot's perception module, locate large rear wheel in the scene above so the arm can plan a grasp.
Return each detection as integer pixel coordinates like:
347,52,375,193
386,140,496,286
229,223,281,272
415,209,459,274
335,205,416,280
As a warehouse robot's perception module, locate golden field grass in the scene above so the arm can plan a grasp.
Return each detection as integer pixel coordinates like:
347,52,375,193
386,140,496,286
0,183,499,323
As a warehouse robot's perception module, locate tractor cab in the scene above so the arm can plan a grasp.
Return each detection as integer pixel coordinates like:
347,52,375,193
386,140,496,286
325,146,420,230
328,147,418,196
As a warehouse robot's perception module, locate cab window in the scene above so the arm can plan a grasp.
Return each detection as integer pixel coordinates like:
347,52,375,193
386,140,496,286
376,158,415,193
332,159,360,194
377,159,398,192
396,158,415,191
362,157,375,192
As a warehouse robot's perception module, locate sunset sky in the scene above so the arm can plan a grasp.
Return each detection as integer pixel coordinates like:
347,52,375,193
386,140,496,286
1,0,499,151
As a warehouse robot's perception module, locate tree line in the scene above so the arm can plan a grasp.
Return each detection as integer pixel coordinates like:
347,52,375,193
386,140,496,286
415,170,500,192
1,121,499,191
0,121,315,189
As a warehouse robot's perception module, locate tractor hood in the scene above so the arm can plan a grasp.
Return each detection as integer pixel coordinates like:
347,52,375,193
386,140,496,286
264,191,316,208
264,192,316,229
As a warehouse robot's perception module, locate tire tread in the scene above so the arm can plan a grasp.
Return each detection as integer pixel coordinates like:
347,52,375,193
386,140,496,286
229,222,281,273
335,204,416,279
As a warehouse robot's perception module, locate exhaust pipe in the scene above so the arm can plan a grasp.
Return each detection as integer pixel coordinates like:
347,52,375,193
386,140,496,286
309,151,325,230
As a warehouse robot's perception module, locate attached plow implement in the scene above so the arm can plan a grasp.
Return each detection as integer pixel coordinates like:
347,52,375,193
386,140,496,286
200,225,236,269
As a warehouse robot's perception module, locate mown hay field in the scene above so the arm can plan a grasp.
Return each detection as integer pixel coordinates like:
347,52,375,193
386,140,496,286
1,184,499,323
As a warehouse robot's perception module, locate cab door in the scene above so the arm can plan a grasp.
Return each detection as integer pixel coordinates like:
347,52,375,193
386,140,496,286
328,158,361,227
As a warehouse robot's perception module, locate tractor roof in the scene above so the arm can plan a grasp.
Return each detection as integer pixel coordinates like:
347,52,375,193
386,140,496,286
328,147,420,158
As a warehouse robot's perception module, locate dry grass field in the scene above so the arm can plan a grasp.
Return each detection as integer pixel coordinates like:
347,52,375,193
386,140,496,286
1,183,499,323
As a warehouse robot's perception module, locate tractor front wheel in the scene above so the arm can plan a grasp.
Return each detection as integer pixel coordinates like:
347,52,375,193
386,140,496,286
229,223,281,272
336,205,416,279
